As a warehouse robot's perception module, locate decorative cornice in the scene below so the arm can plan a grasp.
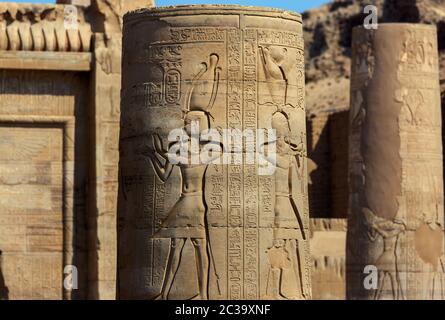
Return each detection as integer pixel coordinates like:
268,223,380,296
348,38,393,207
0,4,92,52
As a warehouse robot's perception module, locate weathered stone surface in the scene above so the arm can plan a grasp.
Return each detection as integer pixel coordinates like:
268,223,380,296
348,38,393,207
0,0,155,300
310,218,346,300
88,0,155,300
0,4,92,52
304,1,445,300
347,24,445,300
0,71,90,300
118,5,311,300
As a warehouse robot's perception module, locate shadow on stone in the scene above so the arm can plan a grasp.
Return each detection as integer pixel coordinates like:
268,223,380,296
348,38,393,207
0,250,9,300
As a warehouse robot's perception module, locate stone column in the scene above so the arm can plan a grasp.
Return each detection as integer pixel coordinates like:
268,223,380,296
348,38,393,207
347,24,445,300
89,0,154,300
118,5,311,300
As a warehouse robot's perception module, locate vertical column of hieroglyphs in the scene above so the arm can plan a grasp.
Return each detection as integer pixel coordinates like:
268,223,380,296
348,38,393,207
227,27,244,300
347,24,445,300
243,28,259,299
118,6,310,300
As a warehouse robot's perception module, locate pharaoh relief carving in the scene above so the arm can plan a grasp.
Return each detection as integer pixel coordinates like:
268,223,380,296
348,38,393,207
118,6,310,300
347,24,445,300
140,54,222,300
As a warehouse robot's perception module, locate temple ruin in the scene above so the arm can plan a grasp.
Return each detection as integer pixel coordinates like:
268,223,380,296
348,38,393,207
0,0,444,300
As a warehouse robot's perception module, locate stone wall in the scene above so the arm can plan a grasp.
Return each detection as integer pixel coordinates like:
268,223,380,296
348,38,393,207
0,0,154,300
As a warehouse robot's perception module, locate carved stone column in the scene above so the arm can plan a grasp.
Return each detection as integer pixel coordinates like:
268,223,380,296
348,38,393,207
89,0,154,300
118,5,311,300
347,24,445,300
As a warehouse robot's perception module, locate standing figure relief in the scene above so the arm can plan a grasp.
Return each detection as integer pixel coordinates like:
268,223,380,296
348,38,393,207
363,207,406,300
258,39,308,300
143,53,222,300
262,112,307,300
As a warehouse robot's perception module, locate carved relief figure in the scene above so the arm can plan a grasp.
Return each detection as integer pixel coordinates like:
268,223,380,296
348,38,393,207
399,29,435,73
395,88,426,125
144,54,221,300
263,112,306,299
363,208,406,300
351,90,366,130
188,53,221,115
259,45,297,112
353,32,374,77
119,6,308,300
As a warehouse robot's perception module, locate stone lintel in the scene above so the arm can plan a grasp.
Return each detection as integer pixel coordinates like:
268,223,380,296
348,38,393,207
0,51,92,71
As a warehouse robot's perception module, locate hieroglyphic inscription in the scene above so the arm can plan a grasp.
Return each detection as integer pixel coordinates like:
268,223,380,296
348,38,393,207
152,178,166,288
129,45,182,108
227,28,243,299
258,30,304,49
243,28,259,299
171,28,226,43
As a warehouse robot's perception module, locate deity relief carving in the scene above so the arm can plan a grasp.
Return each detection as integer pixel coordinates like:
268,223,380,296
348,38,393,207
187,54,221,115
263,112,306,300
259,45,302,111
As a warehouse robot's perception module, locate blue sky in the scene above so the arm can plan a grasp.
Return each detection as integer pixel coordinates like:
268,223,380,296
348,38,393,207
0,0,331,13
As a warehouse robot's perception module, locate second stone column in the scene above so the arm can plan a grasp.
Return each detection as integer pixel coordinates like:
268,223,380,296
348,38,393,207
347,24,445,300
